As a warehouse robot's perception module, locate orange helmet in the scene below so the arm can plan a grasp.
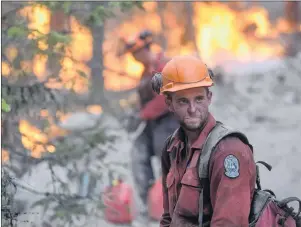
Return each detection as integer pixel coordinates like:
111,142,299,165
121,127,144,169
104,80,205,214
117,30,153,56
154,55,214,94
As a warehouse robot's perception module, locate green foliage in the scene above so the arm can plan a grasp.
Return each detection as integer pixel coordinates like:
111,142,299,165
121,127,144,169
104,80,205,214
34,2,60,11
48,31,71,45
62,2,72,14
108,1,144,12
86,2,144,27
87,4,113,26
1,99,11,112
7,26,28,38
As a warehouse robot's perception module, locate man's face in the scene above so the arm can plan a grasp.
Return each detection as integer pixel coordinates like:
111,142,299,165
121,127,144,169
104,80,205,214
132,48,151,65
168,87,212,131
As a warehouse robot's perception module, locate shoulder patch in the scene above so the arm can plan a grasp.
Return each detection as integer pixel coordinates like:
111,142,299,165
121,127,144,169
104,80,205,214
224,154,240,179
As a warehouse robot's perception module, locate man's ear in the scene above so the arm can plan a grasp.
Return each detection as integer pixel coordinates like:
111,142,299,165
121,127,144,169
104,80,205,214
207,90,213,105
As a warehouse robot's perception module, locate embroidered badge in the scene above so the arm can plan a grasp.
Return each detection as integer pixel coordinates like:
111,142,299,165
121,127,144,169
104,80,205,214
224,154,240,179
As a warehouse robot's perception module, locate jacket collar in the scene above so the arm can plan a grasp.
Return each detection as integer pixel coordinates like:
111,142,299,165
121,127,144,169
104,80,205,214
167,113,216,152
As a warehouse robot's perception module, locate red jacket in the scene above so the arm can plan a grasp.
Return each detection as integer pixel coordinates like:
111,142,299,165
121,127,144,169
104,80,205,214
160,114,256,227
139,53,169,120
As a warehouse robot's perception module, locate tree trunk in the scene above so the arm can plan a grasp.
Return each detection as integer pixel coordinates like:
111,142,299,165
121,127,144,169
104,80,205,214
87,23,105,105
50,10,70,32
157,2,167,50
284,2,300,32
183,2,199,54
86,2,112,112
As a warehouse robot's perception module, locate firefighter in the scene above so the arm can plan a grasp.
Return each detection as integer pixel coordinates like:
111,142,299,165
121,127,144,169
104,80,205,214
118,30,178,226
151,55,257,226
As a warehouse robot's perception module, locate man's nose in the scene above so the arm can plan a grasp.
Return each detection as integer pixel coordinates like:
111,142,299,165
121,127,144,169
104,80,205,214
188,102,196,113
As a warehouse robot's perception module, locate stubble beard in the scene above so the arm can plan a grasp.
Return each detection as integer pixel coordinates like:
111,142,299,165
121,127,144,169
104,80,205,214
180,112,209,132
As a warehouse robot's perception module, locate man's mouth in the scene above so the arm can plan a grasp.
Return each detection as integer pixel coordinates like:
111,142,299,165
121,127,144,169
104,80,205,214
185,117,200,123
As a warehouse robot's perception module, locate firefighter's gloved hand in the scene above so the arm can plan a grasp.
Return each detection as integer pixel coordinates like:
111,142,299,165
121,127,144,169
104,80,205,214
125,112,142,133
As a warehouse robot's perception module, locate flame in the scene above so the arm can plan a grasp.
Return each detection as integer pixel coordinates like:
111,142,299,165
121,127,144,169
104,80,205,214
18,110,69,158
5,46,18,62
19,4,51,80
68,16,93,62
2,46,18,77
2,62,11,77
33,54,48,80
8,2,300,158
38,39,49,50
194,2,284,66
46,16,93,93
103,4,161,91
276,17,301,34
15,2,301,92
39,110,68,139
18,5,92,93
19,120,48,158
47,145,56,153
104,2,300,86
2,149,10,163
58,56,90,93
242,6,273,38
103,49,143,90
86,105,103,115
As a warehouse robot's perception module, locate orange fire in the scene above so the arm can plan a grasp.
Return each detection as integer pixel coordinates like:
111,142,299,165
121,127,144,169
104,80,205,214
4,2,300,159
105,2,291,73
19,111,68,159
19,4,51,80
19,119,49,158
53,16,93,94
2,149,10,163
193,2,285,66
6,2,299,92
15,5,92,93
2,62,11,76
86,105,103,115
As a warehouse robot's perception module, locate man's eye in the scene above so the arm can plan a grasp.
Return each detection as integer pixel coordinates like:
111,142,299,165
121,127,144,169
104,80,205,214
196,97,204,102
178,99,188,104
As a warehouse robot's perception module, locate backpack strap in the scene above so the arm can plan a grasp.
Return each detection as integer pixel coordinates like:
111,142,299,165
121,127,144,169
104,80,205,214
255,161,272,190
198,121,251,226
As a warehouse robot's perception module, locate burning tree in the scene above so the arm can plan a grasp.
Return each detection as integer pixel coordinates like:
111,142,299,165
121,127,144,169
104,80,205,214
1,2,142,226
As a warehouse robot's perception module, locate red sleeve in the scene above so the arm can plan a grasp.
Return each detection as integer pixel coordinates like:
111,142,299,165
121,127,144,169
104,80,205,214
139,95,169,120
160,144,172,227
209,137,256,227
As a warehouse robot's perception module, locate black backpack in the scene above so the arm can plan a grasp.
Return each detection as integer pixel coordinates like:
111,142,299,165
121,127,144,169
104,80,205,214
167,122,301,227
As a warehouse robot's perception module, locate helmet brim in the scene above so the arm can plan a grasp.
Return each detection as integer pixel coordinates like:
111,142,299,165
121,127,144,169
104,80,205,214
160,80,214,94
